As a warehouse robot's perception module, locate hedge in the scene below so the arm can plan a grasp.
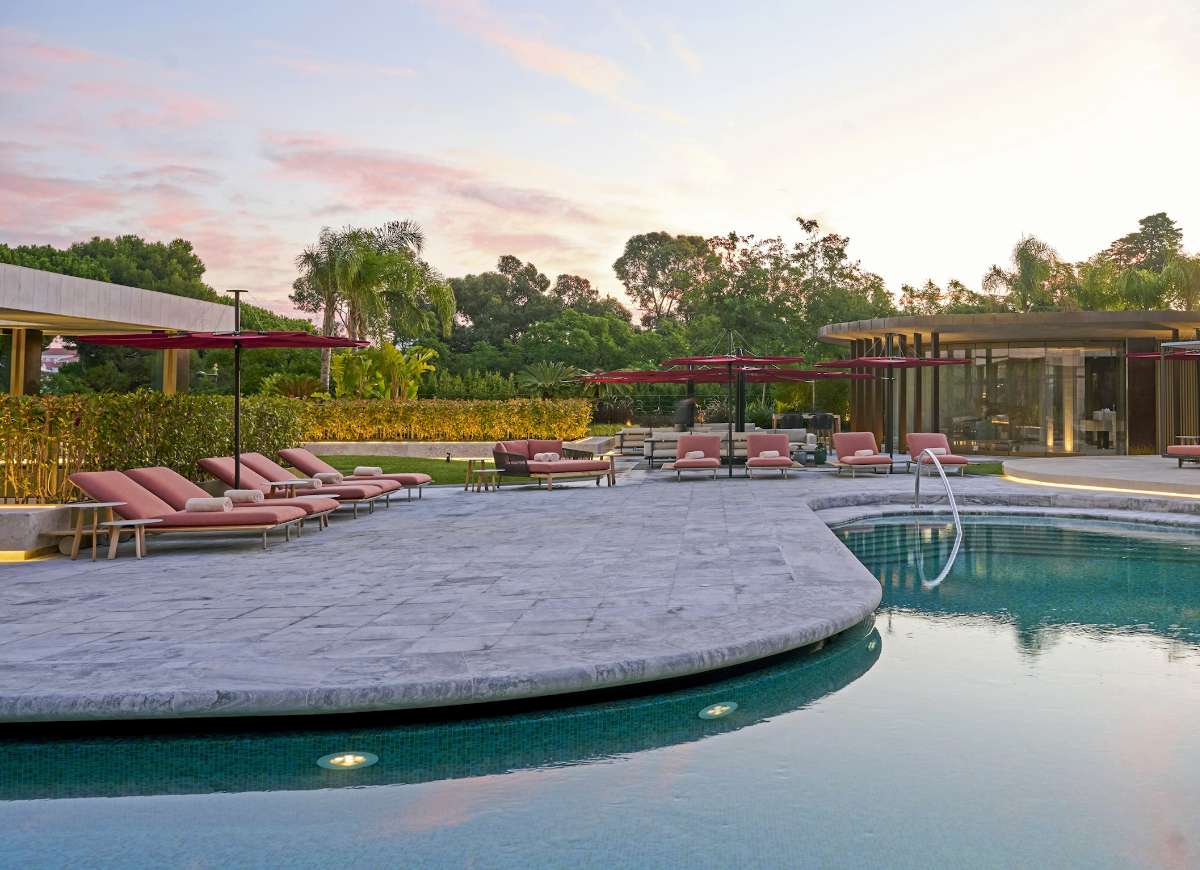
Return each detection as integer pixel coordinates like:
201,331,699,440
1,395,591,503
298,398,592,443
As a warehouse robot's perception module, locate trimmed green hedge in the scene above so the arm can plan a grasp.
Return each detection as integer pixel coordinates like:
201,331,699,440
1,394,592,502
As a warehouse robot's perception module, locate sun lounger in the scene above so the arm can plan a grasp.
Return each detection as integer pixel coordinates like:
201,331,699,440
198,457,388,517
277,447,431,500
125,466,338,529
1166,441,1200,467
831,432,893,477
69,470,305,550
746,433,797,479
670,434,721,480
238,452,405,504
904,433,968,476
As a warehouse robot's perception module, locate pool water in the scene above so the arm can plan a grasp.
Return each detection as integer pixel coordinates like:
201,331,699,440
2,515,1199,868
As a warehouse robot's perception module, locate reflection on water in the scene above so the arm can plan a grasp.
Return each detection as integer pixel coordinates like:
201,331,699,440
0,620,880,801
836,514,1200,652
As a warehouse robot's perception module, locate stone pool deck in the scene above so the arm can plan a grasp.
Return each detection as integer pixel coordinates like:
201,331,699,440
1,465,1197,723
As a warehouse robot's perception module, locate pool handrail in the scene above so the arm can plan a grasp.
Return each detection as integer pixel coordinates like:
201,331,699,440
912,448,963,589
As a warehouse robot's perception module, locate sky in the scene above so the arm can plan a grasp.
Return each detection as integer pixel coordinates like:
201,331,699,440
2,0,1199,317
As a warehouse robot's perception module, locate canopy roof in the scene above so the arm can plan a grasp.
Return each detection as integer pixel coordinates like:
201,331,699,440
75,331,368,350
661,354,806,367
815,356,971,369
583,368,872,384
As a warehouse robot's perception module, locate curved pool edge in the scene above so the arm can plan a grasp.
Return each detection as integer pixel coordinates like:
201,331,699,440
0,502,881,724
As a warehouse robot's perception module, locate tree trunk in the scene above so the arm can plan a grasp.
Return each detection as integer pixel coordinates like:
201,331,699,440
319,303,336,391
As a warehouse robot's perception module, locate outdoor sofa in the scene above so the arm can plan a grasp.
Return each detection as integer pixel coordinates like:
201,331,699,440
69,470,306,553
903,432,968,476
278,447,432,500
198,456,391,517
831,432,893,477
492,439,614,490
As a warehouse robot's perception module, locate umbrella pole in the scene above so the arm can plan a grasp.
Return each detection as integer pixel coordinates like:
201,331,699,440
727,362,733,478
229,289,245,489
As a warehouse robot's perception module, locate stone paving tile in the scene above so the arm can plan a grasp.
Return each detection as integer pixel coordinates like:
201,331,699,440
3,470,1102,720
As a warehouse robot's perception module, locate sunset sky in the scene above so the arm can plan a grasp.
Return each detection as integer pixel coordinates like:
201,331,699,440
3,0,1198,316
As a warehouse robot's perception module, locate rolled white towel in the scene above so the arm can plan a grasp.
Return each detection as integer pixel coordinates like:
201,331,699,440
758,450,781,459
684,450,706,460
854,449,875,457
185,496,232,513
289,478,322,489
927,447,947,456
533,452,562,462
224,489,264,504
314,471,344,485
354,466,384,477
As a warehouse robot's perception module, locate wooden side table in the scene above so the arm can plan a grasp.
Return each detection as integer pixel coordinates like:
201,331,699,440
470,468,501,492
68,502,125,561
101,518,161,559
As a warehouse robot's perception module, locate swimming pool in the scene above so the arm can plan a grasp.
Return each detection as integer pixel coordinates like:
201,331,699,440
2,514,1198,868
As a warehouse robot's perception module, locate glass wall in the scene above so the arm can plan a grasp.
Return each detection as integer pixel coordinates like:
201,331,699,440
931,342,1123,456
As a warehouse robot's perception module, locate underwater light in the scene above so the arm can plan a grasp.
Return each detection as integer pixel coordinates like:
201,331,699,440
698,701,738,720
317,751,379,770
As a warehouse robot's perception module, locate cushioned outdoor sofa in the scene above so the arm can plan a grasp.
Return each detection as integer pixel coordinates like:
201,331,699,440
903,432,968,476
70,470,306,552
492,439,614,490
831,432,893,477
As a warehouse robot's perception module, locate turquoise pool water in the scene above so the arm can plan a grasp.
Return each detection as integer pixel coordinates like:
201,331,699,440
2,514,1199,868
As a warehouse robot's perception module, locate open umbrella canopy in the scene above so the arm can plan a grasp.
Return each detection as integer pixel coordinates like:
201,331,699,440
815,356,971,369
582,368,872,384
76,331,368,351
76,329,367,487
661,354,806,367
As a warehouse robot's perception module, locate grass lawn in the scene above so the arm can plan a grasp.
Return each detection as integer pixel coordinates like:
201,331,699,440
587,423,624,436
316,455,534,486
965,461,1005,476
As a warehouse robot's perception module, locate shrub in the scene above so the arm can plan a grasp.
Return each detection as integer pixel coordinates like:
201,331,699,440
1,394,592,503
299,398,591,443
0,393,303,503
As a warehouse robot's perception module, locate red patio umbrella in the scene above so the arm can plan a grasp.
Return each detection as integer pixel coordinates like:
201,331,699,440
76,295,366,487
816,355,971,458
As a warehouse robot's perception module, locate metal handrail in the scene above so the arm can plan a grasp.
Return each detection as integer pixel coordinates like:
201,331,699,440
912,448,963,589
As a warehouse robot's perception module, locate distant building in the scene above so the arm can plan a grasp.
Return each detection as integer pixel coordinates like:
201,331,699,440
41,348,78,374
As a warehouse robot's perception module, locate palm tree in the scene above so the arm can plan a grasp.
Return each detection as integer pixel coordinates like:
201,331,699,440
983,236,1057,311
367,344,438,400
517,361,582,398
292,227,353,390
1164,254,1200,310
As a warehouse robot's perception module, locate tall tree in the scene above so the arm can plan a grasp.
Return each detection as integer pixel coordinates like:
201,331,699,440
612,232,710,326
983,236,1059,312
1105,212,1183,272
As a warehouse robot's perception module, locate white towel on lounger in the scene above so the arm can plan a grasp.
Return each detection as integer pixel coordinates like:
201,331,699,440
758,450,781,459
224,489,263,504
684,450,706,460
185,496,232,512
533,452,561,462
314,471,344,484
289,478,321,489
854,449,875,457
354,466,384,476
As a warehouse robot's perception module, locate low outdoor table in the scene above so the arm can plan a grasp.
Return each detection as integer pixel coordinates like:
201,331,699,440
101,517,160,560
68,502,125,561
463,459,496,491
469,468,501,493
267,480,320,498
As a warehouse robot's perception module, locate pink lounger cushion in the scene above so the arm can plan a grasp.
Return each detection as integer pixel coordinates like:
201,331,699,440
239,452,402,495
906,433,967,465
527,459,610,474
674,458,721,469
833,432,892,465
915,453,969,465
1167,445,1200,457
68,470,304,525
202,456,387,500
124,466,336,518
675,434,721,460
277,448,426,487
747,456,794,467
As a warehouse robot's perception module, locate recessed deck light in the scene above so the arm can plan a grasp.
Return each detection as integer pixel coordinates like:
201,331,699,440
317,751,379,770
698,701,738,720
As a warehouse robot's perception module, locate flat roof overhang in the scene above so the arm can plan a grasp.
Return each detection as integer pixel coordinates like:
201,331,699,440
818,310,1200,345
0,263,235,335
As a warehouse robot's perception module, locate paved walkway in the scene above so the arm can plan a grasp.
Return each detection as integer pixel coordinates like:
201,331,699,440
1,465,1197,722
1005,454,1200,497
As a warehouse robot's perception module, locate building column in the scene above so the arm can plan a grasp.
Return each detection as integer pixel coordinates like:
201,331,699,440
8,329,42,396
931,331,941,433
913,333,924,436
